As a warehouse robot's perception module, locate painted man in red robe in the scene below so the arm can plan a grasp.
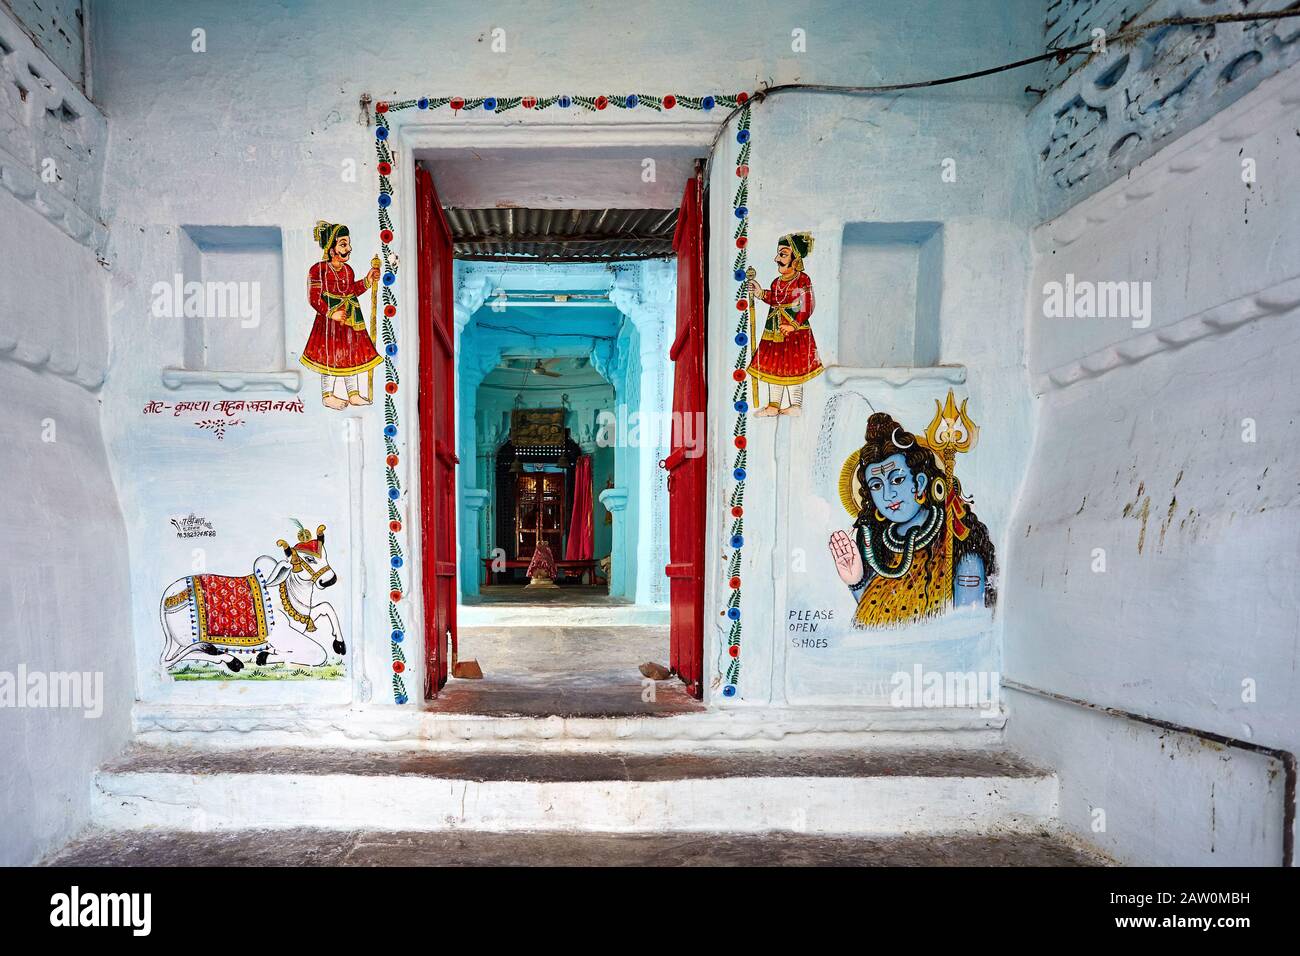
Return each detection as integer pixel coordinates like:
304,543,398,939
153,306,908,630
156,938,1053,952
746,231,823,417
301,221,383,409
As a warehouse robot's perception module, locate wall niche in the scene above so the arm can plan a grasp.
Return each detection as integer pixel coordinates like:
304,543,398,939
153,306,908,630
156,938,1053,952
162,225,299,392
837,221,942,368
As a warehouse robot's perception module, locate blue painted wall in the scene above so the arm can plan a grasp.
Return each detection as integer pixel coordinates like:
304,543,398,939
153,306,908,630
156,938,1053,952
454,261,675,603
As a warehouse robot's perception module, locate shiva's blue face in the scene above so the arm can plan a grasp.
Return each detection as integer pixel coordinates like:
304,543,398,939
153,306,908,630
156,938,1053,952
865,452,928,526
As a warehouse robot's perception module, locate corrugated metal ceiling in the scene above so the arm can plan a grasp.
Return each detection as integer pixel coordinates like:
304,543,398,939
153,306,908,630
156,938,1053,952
443,207,677,261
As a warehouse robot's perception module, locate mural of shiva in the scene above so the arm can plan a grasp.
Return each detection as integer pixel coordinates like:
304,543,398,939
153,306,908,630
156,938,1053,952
828,395,996,627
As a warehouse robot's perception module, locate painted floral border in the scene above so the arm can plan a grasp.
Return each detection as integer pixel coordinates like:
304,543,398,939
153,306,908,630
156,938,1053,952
371,92,754,704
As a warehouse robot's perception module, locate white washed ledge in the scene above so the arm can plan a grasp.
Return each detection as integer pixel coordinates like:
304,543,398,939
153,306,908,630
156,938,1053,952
1035,66,1300,251
0,141,107,251
130,701,1006,752
824,364,967,387
0,6,108,254
1034,274,1300,396
0,334,106,389
161,367,302,393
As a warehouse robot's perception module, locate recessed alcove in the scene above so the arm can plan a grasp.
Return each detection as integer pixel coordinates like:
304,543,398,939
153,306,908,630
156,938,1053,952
837,221,942,368
162,225,300,392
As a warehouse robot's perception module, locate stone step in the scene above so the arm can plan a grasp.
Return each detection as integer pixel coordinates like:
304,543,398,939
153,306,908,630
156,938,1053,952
458,604,669,628
47,827,1106,867
455,624,669,638
132,702,1009,752
91,746,1058,836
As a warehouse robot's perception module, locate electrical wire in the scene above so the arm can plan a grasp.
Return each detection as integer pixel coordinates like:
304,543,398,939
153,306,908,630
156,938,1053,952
701,6,1300,179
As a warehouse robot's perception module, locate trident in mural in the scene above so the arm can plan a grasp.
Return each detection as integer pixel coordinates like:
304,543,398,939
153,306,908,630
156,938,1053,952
922,389,980,594
922,389,979,497
301,221,384,409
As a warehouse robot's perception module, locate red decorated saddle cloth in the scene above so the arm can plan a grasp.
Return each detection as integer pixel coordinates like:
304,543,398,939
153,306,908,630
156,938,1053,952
191,573,270,648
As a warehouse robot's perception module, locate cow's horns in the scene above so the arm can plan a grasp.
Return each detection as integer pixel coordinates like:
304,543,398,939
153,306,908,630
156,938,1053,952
276,538,292,556
316,524,326,538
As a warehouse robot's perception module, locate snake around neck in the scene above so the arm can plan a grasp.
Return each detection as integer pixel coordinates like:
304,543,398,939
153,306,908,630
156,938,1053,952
860,504,943,580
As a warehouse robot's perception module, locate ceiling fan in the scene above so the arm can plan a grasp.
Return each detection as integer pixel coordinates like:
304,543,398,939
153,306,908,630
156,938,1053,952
494,357,564,378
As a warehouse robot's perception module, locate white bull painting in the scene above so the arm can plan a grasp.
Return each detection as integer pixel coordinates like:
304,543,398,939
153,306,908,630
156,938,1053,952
159,521,345,675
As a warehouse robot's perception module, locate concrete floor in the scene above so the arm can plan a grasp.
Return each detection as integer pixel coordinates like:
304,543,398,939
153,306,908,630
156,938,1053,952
436,622,701,717
45,828,1108,866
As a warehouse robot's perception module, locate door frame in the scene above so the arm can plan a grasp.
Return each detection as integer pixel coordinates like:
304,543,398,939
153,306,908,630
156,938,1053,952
389,115,721,706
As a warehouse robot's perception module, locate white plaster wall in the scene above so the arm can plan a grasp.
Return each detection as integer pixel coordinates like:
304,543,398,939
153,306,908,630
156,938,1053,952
705,89,1039,706
1004,63,1300,865
0,1,131,867
2,0,86,92
0,192,132,866
1035,0,1300,218
89,0,1046,710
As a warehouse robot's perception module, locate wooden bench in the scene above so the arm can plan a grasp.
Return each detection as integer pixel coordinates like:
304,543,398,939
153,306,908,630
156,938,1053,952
482,558,602,586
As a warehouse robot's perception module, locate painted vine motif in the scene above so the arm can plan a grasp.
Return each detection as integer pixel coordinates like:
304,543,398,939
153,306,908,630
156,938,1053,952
828,392,997,627
722,103,753,697
373,91,754,703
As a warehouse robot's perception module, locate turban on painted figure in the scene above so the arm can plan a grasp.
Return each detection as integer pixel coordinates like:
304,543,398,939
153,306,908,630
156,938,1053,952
314,220,350,256
302,220,383,409
828,405,997,628
779,231,814,264
745,231,823,417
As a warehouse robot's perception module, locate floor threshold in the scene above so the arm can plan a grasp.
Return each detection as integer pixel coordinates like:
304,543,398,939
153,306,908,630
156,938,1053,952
47,828,1110,867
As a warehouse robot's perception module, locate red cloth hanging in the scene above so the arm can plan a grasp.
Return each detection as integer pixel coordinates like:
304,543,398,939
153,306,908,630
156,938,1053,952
564,454,594,561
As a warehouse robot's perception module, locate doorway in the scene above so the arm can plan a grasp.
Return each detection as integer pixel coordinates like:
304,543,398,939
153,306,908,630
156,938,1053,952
413,133,708,713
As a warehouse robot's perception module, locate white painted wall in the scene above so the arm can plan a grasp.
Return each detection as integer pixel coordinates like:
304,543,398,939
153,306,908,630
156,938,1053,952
704,88,1039,706
424,145,700,210
1004,62,1300,865
1,0,86,93
87,0,1046,713
10,0,1294,867
0,5,131,865
0,196,133,867
1035,0,1300,218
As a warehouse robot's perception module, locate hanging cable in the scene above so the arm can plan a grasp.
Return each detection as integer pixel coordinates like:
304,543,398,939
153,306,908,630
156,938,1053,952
702,6,1300,179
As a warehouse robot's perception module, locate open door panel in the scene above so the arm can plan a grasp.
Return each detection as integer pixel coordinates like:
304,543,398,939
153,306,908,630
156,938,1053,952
663,166,707,698
416,165,458,699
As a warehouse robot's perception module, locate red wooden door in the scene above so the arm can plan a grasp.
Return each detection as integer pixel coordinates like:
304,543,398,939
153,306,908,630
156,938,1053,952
663,169,707,698
416,165,458,699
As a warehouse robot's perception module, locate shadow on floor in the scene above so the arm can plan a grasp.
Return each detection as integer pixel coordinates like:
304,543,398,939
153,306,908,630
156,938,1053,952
45,828,1110,867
